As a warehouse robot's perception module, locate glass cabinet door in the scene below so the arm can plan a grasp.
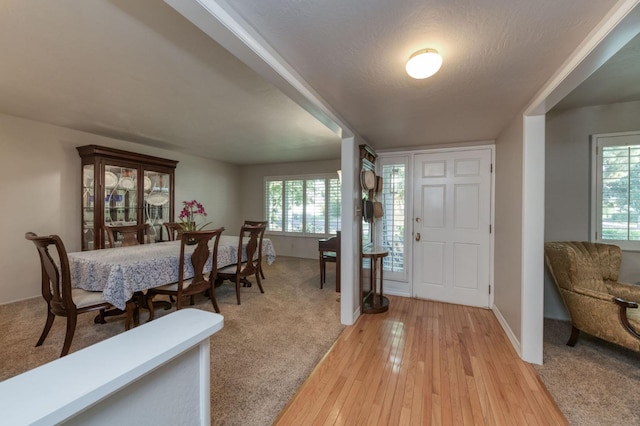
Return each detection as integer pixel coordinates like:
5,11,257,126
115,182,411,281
103,165,138,246
82,164,95,251
144,170,171,242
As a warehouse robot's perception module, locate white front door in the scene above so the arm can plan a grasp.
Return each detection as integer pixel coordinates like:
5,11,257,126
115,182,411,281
412,149,492,308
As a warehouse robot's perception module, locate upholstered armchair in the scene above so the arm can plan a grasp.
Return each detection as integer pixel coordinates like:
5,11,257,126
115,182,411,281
544,241,640,351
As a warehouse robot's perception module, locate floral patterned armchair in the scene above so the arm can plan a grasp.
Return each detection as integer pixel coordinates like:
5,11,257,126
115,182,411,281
544,241,640,351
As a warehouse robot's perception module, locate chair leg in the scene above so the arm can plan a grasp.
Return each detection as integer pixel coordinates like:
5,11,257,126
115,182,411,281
61,314,77,357
256,272,264,294
190,295,195,306
95,308,107,324
146,295,156,322
235,277,242,305
319,257,324,289
36,311,55,347
125,300,138,330
177,294,183,310
134,303,140,327
209,284,220,313
260,265,265,280
566,325,580,347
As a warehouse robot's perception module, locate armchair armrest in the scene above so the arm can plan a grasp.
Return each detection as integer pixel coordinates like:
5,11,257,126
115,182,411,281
572,286,614,301
606,281,640,304
613,297,640,340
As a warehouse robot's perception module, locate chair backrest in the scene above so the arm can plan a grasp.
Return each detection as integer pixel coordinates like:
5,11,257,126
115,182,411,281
163,222,184,241
25,232,75,314
244,220,268,228
178,228,225,292
544,241,621,293
233,224,266,276
244,220,267,264
319,231,341,253
105,224,151,247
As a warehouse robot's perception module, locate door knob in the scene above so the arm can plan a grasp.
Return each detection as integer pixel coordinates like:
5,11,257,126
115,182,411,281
416,217,421,223
415,232,421,241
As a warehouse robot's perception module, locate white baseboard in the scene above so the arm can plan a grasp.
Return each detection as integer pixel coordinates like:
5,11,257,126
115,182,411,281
351,306,361,324
384,288,411,298
492,305,522,358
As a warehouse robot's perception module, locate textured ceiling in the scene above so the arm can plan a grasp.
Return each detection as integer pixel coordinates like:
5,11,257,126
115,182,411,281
0,0,630,164
219,0,620,149
0,0,340,165
553,32,640,111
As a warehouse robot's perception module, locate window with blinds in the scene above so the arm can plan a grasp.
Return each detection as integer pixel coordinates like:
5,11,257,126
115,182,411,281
265,174,341,235
379,159,407,279
592,132,640,250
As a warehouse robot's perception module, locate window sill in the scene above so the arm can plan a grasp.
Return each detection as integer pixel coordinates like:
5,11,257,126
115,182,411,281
266,231,339,239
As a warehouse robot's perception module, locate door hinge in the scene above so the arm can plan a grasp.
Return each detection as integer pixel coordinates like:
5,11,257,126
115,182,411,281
489,224,492,234
489,285,491,295
490,163,493,173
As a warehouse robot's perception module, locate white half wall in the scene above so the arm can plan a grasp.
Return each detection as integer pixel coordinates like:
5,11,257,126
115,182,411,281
0,309,223,425
0,113,241,304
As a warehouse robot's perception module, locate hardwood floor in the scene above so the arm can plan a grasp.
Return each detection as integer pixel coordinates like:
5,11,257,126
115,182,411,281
275,296,566,425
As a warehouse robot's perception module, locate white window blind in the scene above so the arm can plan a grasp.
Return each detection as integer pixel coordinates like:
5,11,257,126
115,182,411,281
265,174,341,235
265,181,283,231
285,180,303,232
328,178,341,234
380,162,407,277
592,131,640,250
305,179,326,233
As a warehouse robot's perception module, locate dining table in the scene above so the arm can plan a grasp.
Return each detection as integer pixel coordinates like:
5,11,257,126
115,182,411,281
67,236,276,310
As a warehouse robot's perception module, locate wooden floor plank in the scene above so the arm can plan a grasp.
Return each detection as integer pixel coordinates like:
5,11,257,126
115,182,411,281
274,296,567,426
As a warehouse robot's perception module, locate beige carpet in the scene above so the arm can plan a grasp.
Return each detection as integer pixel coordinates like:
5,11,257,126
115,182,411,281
0,256,345,426
535,319,640,426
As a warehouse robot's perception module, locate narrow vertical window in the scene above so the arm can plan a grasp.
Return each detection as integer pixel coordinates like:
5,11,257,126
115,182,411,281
381,162,406,276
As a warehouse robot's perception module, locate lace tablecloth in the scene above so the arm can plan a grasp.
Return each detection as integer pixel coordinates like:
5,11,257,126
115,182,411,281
67,236,276,310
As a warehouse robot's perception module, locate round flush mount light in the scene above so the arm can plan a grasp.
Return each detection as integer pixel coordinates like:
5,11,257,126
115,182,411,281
405,48,443,79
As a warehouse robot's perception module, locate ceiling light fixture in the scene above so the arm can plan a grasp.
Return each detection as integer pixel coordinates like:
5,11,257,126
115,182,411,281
405,49,443,79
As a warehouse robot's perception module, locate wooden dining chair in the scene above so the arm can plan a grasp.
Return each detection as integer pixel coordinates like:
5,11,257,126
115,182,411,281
163,222,184,241
25,232,136,357
319,231,341,292
243,220,267,279
146,228,225,319
105,223,151,247
216,224,266,305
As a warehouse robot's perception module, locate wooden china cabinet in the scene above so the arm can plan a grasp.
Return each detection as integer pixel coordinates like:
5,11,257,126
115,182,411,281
77,145,178,250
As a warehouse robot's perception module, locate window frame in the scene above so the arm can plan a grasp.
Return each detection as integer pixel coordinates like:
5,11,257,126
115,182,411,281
591,131,640,251
264,173,341,237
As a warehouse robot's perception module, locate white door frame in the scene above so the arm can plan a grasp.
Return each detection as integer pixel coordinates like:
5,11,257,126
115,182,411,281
378,143,495,307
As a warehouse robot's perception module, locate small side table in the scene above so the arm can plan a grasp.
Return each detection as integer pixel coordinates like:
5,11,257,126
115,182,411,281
361,246,389,314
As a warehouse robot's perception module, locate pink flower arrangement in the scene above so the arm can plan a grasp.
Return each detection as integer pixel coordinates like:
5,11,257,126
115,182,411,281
178,200,211,231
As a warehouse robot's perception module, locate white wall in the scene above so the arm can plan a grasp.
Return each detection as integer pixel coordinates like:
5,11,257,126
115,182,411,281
238,158,341,259
544,100,640,319
494,115,524,345
0,113,241,304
